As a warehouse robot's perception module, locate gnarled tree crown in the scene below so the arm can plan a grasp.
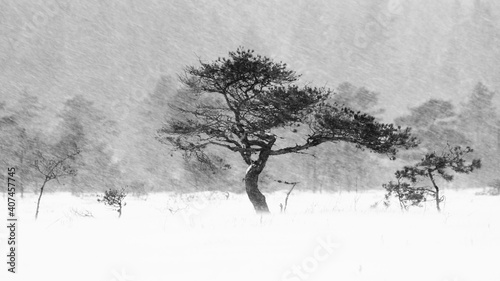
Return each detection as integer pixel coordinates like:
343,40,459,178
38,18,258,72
158,48,417,165
396,145,482,183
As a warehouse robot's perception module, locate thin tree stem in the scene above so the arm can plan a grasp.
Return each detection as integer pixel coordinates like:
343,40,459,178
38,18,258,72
35,178,48,219
427,170,441,212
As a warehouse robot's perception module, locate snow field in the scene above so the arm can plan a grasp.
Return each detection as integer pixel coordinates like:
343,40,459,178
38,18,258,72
0,189,498,281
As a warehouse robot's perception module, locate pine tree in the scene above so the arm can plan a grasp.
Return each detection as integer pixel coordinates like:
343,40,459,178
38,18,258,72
159,48,418,212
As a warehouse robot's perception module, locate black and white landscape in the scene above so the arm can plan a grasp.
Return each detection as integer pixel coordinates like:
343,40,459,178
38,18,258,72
0,1,499,280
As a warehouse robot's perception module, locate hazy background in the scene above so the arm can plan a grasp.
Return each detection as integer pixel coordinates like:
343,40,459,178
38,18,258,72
1,0,499,194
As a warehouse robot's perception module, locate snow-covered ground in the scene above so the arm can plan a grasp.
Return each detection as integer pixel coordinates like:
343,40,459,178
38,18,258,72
0,189,499,281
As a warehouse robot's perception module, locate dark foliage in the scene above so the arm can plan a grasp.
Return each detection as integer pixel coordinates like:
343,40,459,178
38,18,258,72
98,188,127,218
384,145,481,211
159,47,418,212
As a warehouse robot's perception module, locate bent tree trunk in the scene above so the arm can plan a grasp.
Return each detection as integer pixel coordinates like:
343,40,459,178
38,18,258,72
244,161,270,213
118,203,122,218
428,170,441,212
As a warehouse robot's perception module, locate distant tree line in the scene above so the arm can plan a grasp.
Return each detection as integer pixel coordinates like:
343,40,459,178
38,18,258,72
1,64,498,202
